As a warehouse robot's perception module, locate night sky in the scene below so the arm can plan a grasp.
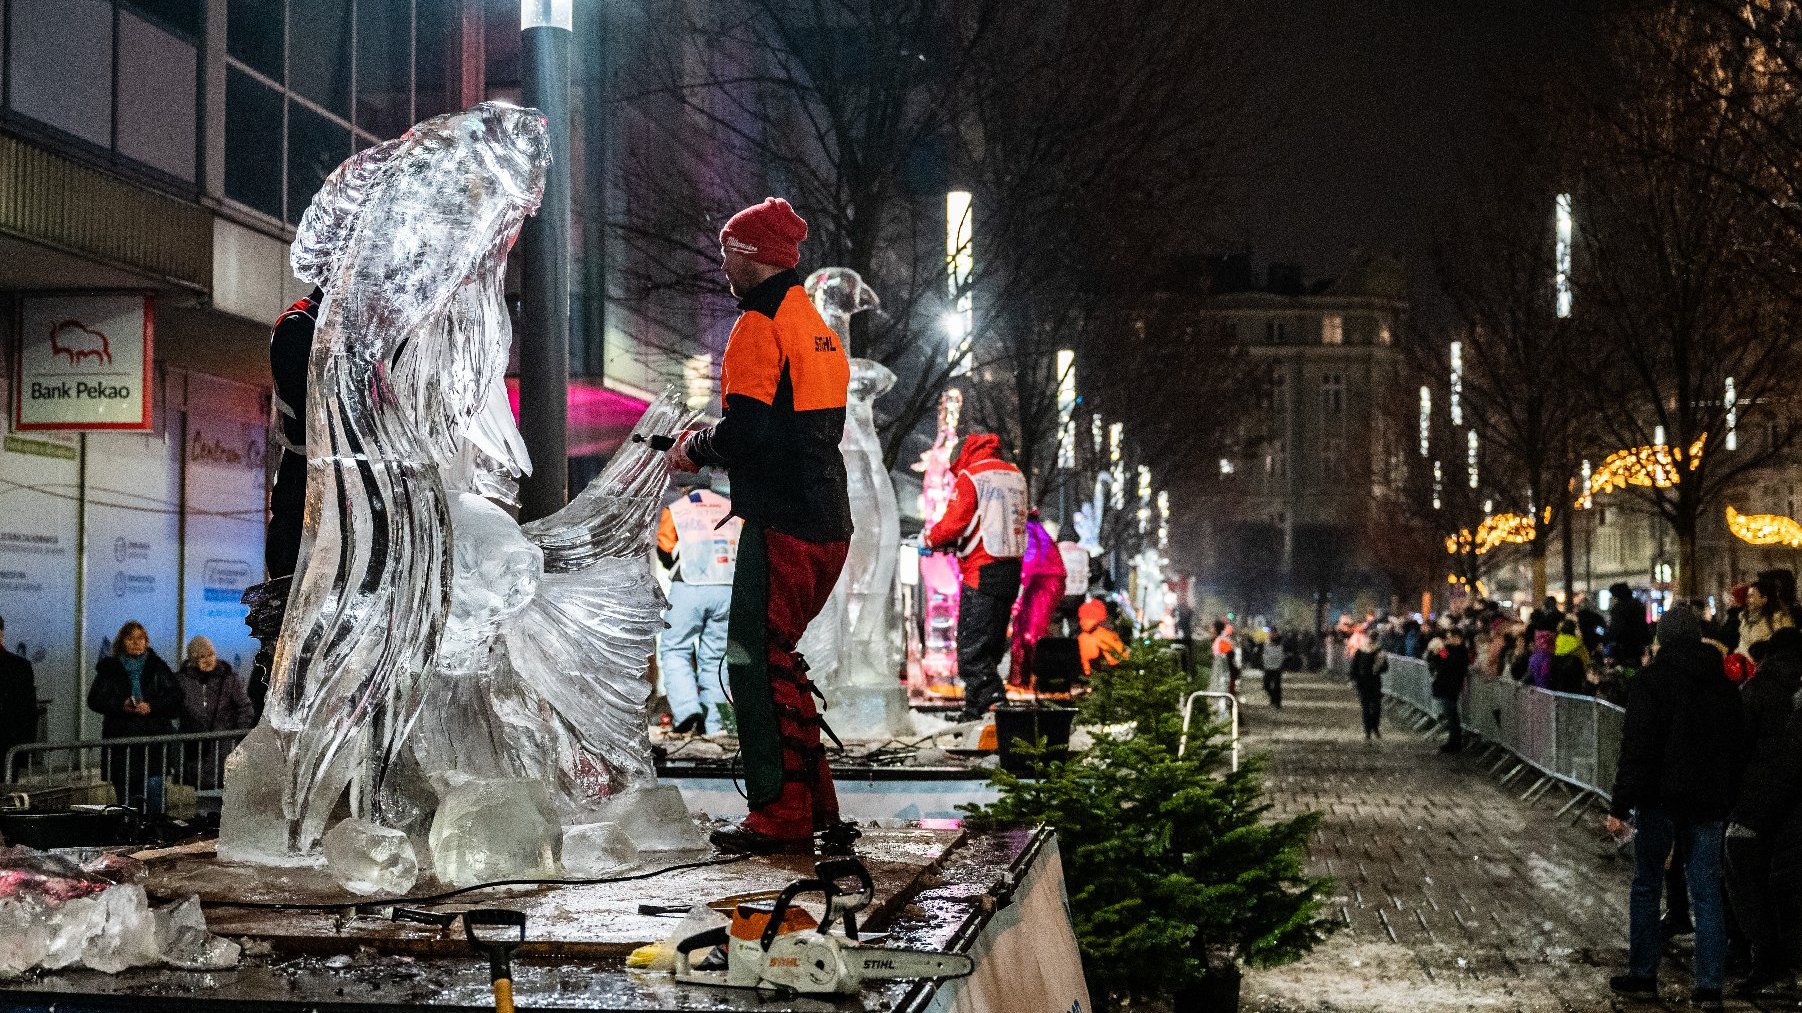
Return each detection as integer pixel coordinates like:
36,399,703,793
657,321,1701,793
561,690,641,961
1217,2,1602,299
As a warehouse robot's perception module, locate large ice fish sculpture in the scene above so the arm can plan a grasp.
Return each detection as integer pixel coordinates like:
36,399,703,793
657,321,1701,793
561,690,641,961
794,269,908,738
219,102,691,870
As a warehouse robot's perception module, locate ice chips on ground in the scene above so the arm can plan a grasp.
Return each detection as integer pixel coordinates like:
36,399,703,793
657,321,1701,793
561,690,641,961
428,776,562,887
587,784,708,853
562,822,640,877
323,818,420,896
0,846,237,976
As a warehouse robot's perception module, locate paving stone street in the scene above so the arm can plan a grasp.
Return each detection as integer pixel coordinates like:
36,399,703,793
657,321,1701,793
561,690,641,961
1236,670,1745,1012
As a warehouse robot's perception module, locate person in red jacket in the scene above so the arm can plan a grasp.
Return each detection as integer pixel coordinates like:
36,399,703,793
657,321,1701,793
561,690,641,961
923,434,1028,720
669,197,853,855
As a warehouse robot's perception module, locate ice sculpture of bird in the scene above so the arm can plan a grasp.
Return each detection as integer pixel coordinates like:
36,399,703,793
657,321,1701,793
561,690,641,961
224,102,691,858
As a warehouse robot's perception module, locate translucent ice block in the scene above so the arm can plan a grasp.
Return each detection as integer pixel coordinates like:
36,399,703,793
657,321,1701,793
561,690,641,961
427,776,562,887
323,818,420,896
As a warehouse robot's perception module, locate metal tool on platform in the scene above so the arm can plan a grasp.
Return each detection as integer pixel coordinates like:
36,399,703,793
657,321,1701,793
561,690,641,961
463,909,527,1013
672,857,973,995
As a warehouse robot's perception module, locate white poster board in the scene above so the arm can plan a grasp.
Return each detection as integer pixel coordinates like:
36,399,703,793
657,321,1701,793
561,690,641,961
13,293,153,432
0,433,82,741
180,375,266,674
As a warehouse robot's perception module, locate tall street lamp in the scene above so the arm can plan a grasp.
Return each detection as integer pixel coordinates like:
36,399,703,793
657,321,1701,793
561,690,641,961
518,0,573,521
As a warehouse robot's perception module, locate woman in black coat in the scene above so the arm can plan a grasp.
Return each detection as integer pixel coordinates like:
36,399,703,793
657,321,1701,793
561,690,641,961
86,620,179,806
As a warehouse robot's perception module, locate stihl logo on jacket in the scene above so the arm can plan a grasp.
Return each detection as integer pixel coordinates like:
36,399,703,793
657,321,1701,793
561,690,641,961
685,270,853,542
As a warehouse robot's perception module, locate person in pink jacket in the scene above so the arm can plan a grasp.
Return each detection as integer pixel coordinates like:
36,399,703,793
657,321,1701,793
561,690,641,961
1009,510,1068,688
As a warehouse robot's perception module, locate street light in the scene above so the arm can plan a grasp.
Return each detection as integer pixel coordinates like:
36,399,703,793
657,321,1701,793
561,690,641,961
517,0,574,521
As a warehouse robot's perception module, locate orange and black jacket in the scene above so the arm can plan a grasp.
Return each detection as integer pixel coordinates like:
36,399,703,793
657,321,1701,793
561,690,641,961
687,270,852,543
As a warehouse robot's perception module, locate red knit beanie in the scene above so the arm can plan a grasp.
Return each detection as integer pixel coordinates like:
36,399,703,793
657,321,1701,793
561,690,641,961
720,198,808,270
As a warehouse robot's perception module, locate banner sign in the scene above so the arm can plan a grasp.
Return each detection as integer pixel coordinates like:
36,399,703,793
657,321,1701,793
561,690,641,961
13,293,154,431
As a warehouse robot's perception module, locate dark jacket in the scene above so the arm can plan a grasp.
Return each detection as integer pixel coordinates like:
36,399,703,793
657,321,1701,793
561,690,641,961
1729,646,1802,832
1607,594,1651,666
87,652,180,739
0,647,37,765
1432,643,1470,699
685,271,853,543
266,288,320,579
1609,641,1744,821
174,661,255,734
1348,648,1385,697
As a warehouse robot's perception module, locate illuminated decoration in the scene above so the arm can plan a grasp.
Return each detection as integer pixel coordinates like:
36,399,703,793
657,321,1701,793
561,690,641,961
1432,459,1442,510
1056,349,1077,469
946,190,974,374
1483,498,1493,516
1449,340,1463,426
1418,386,1431,457
1555,193,1573,319
1109,423,1125,510
1578,459,1594,509
1726,505,1802,548
1726,377,1738,452
1584,434,1707,498
1654,424,1666,445
1157,490,1170,549
1475,512,1536,554
682,353,712,411
1444,529,1473,555
1137,465,1152,536
1218,457,1233,475
1467,429,1479,489
1092,412,1104,456
522,0,573,30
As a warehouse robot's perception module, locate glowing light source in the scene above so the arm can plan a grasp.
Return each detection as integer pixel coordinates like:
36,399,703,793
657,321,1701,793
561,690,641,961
1449,340,1463,426
1056,349,1077,469
1158,490,1170,549
1726,377,1738,451
1091,413,1104,456
1418,386,1431,457
946,191,974,374
1578,459,1593,509
1584,435,1707,498
1432,460,1442,511
1471,512,1536,554
1109,423,1125,510
1555,193,1573,319
1137,465,1152,535
1467,430,1479,489
522,0,572,30
1728,505,1802,547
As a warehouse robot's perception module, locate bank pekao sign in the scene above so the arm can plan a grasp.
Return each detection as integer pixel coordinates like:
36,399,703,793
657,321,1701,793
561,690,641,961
12,293,154,431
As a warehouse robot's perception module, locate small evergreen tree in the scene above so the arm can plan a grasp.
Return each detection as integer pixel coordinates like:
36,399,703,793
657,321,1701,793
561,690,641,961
964,642,1334,1009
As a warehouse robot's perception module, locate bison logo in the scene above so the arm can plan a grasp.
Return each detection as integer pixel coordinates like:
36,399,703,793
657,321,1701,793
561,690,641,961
48,320,112,366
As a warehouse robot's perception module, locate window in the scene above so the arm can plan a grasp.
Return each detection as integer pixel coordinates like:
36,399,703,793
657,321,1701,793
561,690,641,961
225,68,284,219
1265,439,1288,481
1320,373,1345,415
357,0,414,139
1320,436,1348,482
290,0,354,118
287,103,352,226
228,0,285,80
1321,313,1343,345
222,1,447,225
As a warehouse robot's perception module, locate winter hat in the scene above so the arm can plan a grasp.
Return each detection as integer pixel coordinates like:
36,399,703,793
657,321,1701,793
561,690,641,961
720,198,808,270
1657,606,1702,647
185,635,215,663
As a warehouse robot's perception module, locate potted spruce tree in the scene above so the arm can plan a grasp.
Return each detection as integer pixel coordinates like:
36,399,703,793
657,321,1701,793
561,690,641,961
964,641,1334,1011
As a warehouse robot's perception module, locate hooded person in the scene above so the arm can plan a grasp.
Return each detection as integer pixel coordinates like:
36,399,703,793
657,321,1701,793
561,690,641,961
1527,628,1557,689
1550,622,1588,694
1009,509,1067,688
1606,605,1745,1003
668,197,854,855
923,433,1028,720
1077,597,1126,675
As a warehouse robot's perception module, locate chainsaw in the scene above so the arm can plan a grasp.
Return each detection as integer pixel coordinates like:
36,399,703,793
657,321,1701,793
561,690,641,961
673,857,974,995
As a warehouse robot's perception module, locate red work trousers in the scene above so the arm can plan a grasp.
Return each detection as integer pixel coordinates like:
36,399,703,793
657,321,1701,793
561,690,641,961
733,526,849,839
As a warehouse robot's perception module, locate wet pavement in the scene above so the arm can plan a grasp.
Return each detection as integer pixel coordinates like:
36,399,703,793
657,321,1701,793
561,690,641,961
1236,670,1744,1012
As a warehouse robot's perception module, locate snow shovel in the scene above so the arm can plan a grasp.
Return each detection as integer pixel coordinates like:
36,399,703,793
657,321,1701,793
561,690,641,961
463,909,527,1013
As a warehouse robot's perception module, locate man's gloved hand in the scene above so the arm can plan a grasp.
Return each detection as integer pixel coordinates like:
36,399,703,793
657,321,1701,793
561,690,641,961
667,430,699,473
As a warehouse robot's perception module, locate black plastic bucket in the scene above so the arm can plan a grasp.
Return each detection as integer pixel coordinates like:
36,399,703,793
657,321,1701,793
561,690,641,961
993,705,1078,774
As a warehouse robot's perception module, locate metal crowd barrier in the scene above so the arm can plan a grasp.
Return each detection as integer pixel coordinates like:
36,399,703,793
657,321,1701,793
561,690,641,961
4,730,250,810
1383,654,1624,808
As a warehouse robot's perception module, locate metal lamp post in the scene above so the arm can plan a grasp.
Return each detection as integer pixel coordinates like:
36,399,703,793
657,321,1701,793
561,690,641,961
517,0,573,521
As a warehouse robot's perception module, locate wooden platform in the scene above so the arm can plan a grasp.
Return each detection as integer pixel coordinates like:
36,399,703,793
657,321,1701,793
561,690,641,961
140,827,961,959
